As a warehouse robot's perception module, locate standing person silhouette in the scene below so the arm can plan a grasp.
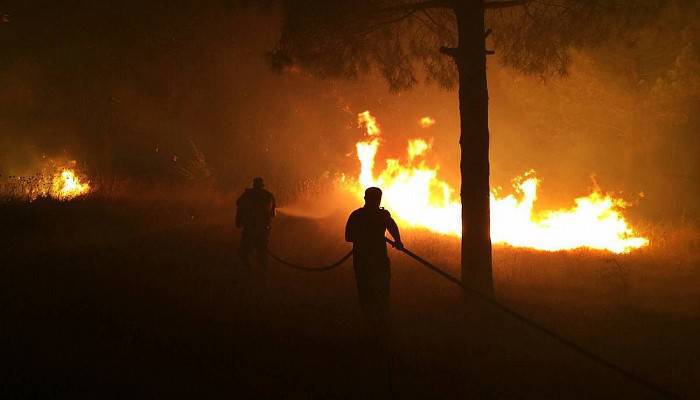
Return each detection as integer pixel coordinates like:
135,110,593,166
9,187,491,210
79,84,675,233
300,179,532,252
345,187,403,328
236,177,276,268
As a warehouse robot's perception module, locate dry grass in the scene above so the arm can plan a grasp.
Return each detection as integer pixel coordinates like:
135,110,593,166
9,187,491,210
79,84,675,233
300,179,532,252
1,190,698,397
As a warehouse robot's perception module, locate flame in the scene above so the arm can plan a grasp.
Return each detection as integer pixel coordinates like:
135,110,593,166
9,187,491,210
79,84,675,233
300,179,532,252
490,173,648,253
51,168,91,200
419,116,436,128
408,139,430,160
344,111,649,254
356,111,381,188
358,111,381,136
2,161,91,201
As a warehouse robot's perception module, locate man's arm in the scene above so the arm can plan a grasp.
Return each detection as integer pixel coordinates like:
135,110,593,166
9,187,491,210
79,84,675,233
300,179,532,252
270,194,276,218
345,213,355,243
385,212,403,250
235,192,247,229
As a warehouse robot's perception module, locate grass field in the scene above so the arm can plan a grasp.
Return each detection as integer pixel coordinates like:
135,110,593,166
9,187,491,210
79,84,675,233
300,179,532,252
1,192,698,398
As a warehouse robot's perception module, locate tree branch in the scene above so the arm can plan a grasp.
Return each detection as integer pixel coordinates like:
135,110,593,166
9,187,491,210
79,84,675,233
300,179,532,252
439,46,459,58
484,0,534,10
377,0,453,15
344,1,453,39
351,8,419,37
420,9,456,38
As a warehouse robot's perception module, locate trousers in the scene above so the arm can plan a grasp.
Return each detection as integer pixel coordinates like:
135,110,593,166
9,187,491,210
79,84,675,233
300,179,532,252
353,252,390,325
240,227,270,267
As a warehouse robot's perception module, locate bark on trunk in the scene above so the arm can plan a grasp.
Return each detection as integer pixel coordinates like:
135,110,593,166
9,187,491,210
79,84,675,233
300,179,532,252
455,1,493,295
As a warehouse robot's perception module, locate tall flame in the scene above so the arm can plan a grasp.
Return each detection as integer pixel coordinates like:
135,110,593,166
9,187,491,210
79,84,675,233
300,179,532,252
346,111,649,254
357,111,381,188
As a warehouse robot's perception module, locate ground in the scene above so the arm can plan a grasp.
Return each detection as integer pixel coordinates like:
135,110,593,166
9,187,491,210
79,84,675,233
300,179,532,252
1,195,698,398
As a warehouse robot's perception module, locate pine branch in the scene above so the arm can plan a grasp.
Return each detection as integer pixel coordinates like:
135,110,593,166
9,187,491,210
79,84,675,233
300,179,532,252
376,0,453,15
484,0,534,10
420,9,456,38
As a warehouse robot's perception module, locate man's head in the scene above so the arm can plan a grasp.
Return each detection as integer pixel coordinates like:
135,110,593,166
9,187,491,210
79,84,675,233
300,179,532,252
364,187,383,208
252,177,264,189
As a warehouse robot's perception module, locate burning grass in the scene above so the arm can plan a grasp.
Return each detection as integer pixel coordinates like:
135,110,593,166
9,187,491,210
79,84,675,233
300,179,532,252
391,224,699,313
1,160,91,202
343,111,649,254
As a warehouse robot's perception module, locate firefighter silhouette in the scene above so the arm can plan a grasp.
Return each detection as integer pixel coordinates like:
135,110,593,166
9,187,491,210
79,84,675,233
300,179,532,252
236,177,276,267
345,187,403,325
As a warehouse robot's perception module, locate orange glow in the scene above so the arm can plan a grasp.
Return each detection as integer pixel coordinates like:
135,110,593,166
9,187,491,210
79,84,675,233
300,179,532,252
343,111,649,254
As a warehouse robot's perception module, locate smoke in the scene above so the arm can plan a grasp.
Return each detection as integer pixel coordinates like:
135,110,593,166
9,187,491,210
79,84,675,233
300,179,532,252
0,1,697,224
487,1,700,222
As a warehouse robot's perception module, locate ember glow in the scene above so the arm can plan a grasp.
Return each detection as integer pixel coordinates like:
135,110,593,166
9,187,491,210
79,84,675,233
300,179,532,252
419,116,436,128
345,111,649,254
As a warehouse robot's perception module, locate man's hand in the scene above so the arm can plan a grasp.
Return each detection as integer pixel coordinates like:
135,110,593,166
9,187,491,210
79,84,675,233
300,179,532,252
394,240,404,251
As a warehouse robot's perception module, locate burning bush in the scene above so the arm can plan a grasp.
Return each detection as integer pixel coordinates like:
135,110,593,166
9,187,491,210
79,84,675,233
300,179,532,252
1,160,91,201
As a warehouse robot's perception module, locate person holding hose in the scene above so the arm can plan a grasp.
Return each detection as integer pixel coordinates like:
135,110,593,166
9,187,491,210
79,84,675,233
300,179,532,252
345,187,403,328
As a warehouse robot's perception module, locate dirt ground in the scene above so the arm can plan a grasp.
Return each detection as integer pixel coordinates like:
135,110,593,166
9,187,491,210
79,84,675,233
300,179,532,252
1,197,698,398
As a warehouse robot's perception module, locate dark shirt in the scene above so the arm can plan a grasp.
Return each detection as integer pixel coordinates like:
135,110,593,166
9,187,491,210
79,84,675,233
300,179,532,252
236,187,276,230
345,206,401,257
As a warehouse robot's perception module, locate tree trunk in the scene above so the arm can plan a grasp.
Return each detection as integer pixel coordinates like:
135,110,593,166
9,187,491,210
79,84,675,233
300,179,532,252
455,1,493,295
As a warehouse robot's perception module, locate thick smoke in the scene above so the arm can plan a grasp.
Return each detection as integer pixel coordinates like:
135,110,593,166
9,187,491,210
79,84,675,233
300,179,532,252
0,1,697,223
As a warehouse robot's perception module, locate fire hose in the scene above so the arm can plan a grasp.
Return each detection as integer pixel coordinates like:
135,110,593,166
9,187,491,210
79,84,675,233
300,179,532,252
266,248,352,272
268,238,679,399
